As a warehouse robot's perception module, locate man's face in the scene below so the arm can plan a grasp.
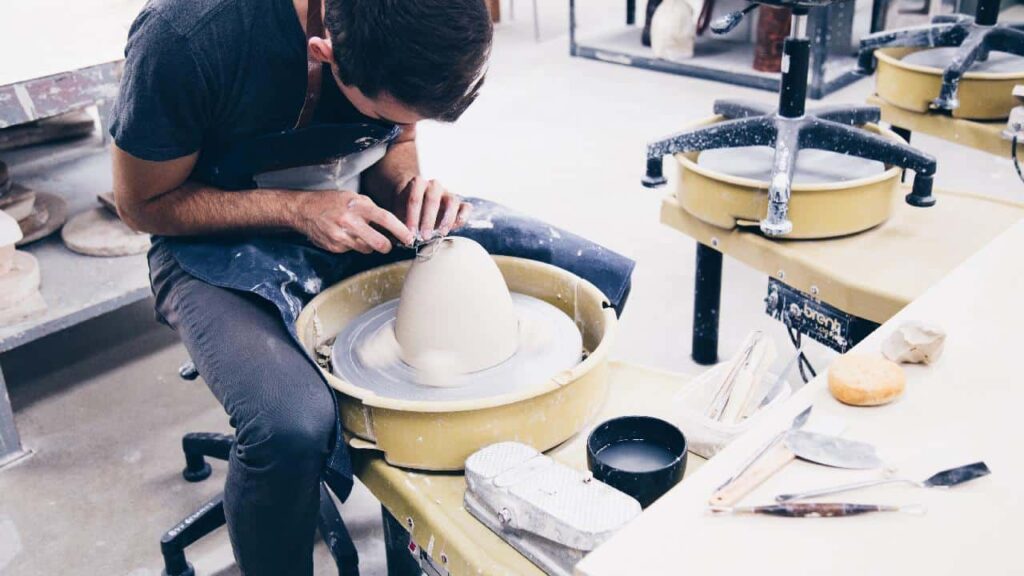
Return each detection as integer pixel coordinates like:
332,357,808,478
308,29,424,125
333,68,424,126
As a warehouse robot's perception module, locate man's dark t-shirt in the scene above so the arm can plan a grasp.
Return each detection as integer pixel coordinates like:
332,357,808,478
110,0,376,167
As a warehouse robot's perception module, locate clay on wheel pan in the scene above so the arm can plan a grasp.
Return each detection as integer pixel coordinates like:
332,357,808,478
332,294,584,402
902,48,1024,74
697,147,885,184
62,207,151,257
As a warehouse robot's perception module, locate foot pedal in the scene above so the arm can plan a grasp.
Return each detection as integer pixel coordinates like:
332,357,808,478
464,442,640,576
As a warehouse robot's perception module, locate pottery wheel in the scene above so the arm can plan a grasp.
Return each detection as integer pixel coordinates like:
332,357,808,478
902,48,1024,74
697,147,885,184
332,294,583,402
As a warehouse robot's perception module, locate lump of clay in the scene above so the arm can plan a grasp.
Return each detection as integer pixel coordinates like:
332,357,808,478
882,321,946,365
395,237,519,374
829,353,906,406
0,210,24,275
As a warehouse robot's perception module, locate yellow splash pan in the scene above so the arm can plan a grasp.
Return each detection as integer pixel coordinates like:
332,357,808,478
674,117,904,239
294,257,615,471
875,47,1024,120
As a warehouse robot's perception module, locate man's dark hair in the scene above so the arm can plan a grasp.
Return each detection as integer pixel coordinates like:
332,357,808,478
325,0,493,122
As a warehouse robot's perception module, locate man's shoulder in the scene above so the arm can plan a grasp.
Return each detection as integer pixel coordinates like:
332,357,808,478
137,0,249,41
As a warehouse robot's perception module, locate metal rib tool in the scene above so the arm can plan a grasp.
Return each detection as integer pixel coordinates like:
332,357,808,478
775,461,991,502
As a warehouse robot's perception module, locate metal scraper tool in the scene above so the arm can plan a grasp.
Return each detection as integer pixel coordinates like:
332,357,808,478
784,430,884,470
775,461,991,502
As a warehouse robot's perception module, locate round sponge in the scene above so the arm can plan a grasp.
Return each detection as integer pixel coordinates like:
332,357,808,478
828,353,906,406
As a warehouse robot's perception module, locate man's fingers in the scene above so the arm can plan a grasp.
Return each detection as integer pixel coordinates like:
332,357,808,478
342,230,373,254
349,220,393,254
454,202,473,229
402,176,427,231
419,180,443,239
437,194,462,236
368,206,415,246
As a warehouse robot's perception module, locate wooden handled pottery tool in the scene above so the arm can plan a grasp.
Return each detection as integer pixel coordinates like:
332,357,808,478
775,461,991,502
710,502,927,518
710,406,811,506
711,407,884,506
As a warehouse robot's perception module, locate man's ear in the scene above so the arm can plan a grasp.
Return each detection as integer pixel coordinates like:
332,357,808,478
308,37,333,64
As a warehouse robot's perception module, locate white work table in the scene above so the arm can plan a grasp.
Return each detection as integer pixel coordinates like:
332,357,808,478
577,218,1024,576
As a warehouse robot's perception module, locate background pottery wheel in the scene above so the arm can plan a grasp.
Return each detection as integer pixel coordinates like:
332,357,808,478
62,207,151,256
903,48,1024,74
17,192,67,246
874,47,1024,119
675,117,903,239
332,294,583,402
698,147,885,184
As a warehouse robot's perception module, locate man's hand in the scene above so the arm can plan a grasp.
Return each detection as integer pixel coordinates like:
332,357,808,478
394,176,472,240
295,190,415,254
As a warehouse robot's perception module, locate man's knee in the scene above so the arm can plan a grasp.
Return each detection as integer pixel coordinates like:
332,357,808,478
235,388,336,474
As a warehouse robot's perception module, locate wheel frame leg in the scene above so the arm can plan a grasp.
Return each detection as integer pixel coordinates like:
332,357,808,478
0,363,26,468
692,243,723,366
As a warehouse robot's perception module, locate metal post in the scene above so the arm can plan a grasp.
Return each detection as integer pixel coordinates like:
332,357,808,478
692,243,723,366
975,0,1000,26
779,11,811,118
569,0,578,56
0,364,25,466
870,0,890,33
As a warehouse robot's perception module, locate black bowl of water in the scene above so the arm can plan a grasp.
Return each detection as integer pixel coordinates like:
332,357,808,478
586,416,688,508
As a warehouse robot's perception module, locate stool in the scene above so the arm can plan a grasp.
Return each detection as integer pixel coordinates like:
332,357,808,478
159,361,359,576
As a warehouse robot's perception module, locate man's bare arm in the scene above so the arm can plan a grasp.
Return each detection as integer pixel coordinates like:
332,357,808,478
112,144,413,253
361,124,471,238
361,124,420,209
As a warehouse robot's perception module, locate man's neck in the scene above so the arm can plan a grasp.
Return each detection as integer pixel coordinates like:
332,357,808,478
293,0,309,34
293,0,326,36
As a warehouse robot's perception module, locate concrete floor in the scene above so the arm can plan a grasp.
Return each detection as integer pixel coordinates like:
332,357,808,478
2,0,1022,574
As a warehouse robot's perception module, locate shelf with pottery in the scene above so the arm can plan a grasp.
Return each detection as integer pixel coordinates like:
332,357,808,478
0,139,151,465
569,0,863,98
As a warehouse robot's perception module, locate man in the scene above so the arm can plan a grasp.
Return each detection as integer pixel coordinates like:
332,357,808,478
112,0,633,573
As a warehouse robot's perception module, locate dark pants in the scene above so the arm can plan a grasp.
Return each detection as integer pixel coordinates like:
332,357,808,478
151,246,336,576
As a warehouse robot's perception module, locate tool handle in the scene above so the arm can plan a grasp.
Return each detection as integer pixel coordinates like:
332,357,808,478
775,478,908,503
729,503,905,517
710,441,795,506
